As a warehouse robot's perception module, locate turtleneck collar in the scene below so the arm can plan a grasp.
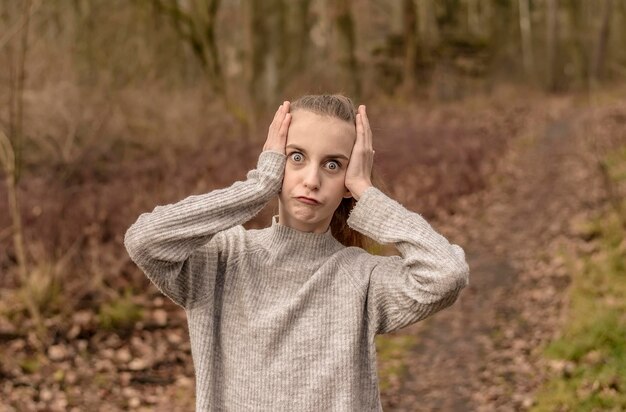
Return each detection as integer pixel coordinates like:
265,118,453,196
258,215,344,259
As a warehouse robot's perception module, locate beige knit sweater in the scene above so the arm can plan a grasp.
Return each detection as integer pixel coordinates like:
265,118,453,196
124,149,469,411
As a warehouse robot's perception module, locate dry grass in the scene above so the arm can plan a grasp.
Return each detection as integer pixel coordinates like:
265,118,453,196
2,3,626,409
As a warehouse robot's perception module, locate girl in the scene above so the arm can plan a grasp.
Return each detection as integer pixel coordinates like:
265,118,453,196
124,94,469,411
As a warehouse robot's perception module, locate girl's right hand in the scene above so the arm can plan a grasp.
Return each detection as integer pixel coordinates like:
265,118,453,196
263,101,291,154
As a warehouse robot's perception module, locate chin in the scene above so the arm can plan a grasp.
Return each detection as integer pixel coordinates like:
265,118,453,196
291,207,319,221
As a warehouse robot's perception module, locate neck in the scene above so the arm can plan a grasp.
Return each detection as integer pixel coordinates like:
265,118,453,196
257,215,343,263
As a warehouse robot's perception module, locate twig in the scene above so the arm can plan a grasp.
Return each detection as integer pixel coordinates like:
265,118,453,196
0,0,42,51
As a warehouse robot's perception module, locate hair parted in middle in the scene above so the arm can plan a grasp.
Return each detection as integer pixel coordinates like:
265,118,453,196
285,93,388,251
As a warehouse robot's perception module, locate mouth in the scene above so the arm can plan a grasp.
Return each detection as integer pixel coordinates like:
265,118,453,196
296,196,320,205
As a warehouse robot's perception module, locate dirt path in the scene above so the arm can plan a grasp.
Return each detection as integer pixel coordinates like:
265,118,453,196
3,96,618,412
381,100,607,411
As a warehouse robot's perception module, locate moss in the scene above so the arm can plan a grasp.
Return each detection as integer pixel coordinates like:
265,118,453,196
97,289,143,331
375,333,418,392
19,356,41,374
532,146,626,411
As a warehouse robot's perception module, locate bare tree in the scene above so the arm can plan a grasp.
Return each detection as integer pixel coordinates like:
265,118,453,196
154,0,223,92
546,0,559,91
284,0,313,83
330,0,360,98
3,0,32,282
150,0,252,126
518,0,534,79
245,0,287,110
590,0,613,85
566,0,590,83
467,0,481,37
401,0,418,95
416,0,440,51
0,0,45,346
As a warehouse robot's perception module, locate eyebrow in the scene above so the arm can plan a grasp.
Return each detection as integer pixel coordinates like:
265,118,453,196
285,144,349,161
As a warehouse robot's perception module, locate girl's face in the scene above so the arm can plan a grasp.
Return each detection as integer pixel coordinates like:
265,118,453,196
278,109,356,233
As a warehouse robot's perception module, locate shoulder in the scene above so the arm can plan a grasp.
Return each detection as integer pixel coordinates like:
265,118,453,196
334,246,398,289
336,245,394,265
197,225,266,268
220,224,272,253
202,225,249,254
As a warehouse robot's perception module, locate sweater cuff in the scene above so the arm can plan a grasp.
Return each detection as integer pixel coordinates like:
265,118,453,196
257,150,286,175
346,186,425,242
249,150,287,191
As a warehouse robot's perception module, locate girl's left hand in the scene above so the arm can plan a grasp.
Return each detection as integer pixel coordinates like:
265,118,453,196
345,105,375,200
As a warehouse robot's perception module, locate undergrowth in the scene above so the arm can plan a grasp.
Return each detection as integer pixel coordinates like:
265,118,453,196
375,333,418,392
532,146,626,411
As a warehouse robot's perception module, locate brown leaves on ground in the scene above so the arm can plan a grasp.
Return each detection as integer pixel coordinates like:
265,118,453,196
2,90,626,410
380,94,626,411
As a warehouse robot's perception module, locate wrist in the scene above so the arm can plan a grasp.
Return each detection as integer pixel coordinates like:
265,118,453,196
349,182,373,201
263,148,284,154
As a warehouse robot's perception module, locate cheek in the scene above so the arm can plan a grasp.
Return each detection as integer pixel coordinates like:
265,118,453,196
330,175,348,192
281,169,295,189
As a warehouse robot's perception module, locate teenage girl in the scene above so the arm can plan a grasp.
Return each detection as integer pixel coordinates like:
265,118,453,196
124,94,470,411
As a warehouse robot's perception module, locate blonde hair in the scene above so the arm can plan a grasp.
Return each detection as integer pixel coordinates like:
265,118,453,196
287,94,387,251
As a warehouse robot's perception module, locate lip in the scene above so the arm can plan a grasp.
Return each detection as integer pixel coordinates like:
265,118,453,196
296,196,320,205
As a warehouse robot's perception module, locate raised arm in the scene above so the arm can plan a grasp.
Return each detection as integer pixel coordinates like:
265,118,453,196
124,102,292,309
344,105,468,334
347,186,469,335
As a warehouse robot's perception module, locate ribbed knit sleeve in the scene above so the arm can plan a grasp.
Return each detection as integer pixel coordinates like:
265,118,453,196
346,186,470,335
124,150,287,309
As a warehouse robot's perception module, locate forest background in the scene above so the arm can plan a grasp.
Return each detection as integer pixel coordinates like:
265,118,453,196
1,0,626,410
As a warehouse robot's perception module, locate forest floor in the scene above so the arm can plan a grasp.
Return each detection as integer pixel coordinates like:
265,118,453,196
380,96,621,411
1,91,624,411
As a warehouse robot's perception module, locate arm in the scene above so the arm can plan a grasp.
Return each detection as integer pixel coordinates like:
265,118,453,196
125,101,292,309
346,186,470,335
124,150,286,309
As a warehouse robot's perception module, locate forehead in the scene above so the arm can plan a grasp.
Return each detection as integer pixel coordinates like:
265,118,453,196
287,110,355,155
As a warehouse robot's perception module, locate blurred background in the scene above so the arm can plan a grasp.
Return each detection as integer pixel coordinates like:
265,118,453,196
1,0,625,410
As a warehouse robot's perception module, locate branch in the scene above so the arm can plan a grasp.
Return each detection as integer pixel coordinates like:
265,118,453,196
0,0,42,51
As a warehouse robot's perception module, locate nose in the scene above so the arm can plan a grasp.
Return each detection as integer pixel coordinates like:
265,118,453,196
302,165,321,190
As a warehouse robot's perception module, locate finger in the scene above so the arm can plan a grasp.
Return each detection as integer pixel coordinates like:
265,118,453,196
277,101,290,127
356,107,368,151
270,104,284,130
355,113,364,150
360,106,373,149
277,113,291,141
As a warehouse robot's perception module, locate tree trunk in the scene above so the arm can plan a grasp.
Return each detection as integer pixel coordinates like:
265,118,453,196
566,0,589,83
245,0,286,134
590,0,612,85
244,0,292,140
546,0,558,91
416,0,439,50
0,0,45,347
284,0,312,86
518,0,534,79
330,0,360,99
152,0,250,127
401,0,418,95
244,0,264,137
467,0,481,37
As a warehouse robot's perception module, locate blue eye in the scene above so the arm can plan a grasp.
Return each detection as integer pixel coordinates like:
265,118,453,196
327,161,340,170
290,152,303,162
